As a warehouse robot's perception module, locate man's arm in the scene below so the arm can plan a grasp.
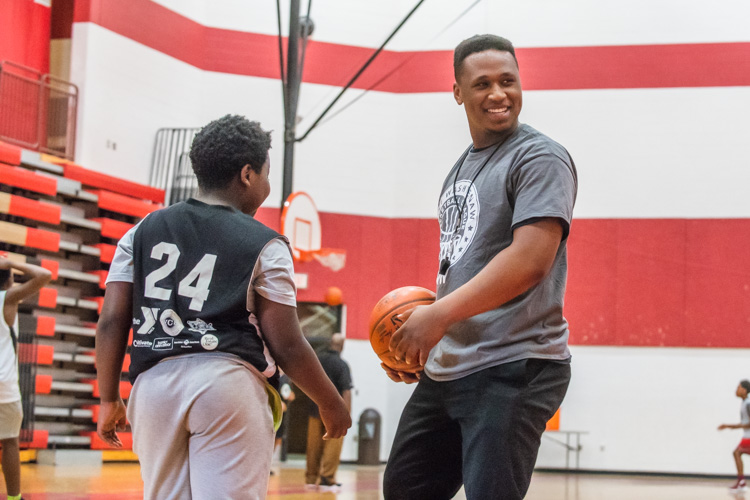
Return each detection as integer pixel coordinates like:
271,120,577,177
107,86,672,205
255,295,351,439
0,257,53,305
390,218,563,366
95,282,133,447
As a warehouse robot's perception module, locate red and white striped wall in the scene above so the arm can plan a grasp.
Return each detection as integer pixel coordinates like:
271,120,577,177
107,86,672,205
57,0,750,473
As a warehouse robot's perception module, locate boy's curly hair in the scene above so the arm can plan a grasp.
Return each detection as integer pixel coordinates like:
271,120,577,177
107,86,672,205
189,114,272,191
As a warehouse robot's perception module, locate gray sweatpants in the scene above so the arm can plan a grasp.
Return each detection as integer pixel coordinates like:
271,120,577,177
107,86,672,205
128,353,274,500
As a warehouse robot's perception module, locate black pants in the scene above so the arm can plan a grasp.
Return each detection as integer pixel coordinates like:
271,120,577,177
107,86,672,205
383,358,571,500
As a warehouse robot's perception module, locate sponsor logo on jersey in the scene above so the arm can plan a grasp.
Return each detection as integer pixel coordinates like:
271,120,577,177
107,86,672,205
179,339,201,349
160,309,184,336
152,337,174,351
187,318,216,335
137,307,159,334
201,334,219,351
132,339,153,348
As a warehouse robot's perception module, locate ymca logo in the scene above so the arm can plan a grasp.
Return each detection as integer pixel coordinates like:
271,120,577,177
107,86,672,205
136,307,185,336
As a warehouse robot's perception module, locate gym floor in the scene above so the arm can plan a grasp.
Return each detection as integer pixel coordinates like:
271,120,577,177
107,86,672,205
14,457,746,499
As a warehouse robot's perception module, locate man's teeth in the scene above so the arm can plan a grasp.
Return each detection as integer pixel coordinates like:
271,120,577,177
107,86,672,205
487,107,508,113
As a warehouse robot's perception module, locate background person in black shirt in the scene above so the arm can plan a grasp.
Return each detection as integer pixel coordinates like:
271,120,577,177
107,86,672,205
305,333,353,491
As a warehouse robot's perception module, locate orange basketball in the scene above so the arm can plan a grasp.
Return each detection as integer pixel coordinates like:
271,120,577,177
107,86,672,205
369,286,436,373
325,286,343,306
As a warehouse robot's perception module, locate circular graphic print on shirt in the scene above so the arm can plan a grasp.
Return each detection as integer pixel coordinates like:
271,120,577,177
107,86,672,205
438,179,480,270
201,334,219,351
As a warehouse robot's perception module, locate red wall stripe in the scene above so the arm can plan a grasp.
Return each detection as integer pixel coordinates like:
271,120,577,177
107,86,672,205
73,0,750,91
0,0,50,73
256,208,750,349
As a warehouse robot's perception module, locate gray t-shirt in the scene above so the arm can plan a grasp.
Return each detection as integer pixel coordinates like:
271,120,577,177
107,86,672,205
425,123,578,381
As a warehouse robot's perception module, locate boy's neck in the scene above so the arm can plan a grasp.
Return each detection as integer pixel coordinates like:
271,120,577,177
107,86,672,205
194,190,241,212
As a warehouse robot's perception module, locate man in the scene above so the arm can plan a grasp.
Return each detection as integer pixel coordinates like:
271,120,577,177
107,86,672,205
96,115,351,500
383,35,578,500
718,379,750,492
305,333,352,492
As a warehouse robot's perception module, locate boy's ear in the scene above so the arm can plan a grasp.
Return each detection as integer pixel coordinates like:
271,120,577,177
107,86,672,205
240,164,255,186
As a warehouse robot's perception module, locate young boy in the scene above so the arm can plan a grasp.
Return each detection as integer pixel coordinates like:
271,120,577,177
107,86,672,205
719,379,750,492
0,254,52,500
96,115,351,500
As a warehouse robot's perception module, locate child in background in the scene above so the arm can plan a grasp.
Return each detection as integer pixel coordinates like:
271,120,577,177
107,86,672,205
718,379,750,492
0,254,52,500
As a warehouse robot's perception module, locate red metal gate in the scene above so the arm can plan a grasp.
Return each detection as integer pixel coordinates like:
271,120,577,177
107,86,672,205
0,61,78,160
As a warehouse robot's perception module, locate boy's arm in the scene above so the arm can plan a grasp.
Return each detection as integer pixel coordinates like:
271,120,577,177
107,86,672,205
718,423,750,430
95,282,133,447
255,295,351,439
0,257,52,305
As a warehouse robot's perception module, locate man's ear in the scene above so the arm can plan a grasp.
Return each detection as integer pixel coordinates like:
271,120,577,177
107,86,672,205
453,82,463,105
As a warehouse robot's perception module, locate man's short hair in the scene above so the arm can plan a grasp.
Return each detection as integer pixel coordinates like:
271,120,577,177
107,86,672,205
741,380,750,393
454,34,518,80
189,114,272,191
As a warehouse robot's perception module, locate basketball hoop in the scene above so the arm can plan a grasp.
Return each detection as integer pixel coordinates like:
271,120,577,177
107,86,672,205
281,192,346,271
300,248,347,272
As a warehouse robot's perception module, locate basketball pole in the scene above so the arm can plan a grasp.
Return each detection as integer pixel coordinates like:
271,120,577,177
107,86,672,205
281,0,302,208
279,1,425,211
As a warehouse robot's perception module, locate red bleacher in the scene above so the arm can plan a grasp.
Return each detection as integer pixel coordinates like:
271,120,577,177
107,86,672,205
0,140,164,451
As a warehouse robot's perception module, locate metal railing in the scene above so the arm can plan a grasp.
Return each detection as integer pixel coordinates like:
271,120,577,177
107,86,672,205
0,61,78,160
18,331,37,444
149,128,200,205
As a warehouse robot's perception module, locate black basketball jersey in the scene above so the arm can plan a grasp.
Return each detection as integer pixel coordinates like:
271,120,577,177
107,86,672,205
128,199,283,384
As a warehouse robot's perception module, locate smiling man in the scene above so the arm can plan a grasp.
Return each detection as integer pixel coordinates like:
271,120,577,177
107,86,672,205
382,35,578,500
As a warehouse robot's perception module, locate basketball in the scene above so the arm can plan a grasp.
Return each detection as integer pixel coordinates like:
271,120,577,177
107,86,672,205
325,286,343,306
368,286,436,373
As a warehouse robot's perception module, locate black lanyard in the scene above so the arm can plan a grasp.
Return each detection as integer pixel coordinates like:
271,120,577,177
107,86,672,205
439,139,505,276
